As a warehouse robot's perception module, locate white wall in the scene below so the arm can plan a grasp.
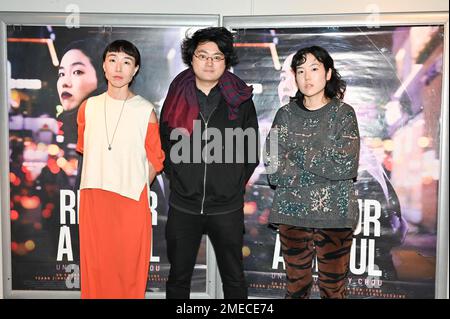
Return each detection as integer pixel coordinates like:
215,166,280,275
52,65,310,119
0,0,448,300
0,0,448,16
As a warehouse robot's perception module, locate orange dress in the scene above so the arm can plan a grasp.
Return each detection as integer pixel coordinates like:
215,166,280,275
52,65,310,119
76,102,164,299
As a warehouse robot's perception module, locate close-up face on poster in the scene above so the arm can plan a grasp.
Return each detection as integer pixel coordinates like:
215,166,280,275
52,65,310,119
231,24,444,299
6,24,208,294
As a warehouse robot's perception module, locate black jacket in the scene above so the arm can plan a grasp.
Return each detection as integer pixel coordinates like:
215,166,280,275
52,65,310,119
160,96,259,215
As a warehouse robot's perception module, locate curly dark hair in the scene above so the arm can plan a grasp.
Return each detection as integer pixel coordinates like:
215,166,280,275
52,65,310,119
181,27,238,69
291,45,346,100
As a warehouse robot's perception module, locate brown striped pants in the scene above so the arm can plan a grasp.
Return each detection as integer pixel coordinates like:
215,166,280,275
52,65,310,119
279,225,354,299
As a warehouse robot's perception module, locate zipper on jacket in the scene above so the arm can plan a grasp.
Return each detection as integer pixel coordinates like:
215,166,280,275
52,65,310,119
199,107,218,214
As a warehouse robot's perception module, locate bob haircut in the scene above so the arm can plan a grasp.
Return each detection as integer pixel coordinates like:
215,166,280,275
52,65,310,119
291,45,346,101
102,40,141,85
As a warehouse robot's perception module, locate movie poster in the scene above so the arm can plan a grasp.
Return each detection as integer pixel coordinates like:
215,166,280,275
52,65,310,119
232,25,443,299
7,25,208,293
6,22,444,299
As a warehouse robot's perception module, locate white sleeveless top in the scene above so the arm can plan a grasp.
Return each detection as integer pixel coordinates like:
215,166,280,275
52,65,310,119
80,92,154,201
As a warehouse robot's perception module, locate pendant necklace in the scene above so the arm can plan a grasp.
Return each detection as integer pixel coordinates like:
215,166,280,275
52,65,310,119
104,93,128,151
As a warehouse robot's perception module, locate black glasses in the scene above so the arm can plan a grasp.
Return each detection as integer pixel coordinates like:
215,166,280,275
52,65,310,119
193,52,225,63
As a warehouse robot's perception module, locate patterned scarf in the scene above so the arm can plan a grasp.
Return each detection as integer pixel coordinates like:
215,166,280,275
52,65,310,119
161,68,253,134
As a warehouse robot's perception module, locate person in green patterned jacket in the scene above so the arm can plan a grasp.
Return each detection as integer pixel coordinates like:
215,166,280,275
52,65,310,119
265,45,360,299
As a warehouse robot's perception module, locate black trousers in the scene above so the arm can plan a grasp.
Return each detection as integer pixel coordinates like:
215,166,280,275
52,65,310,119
165,206,247,299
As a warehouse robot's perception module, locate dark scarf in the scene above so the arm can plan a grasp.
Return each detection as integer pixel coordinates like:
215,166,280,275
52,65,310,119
161,68,253,134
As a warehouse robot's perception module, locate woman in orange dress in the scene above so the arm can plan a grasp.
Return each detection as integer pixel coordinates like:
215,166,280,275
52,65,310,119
76,40,164,299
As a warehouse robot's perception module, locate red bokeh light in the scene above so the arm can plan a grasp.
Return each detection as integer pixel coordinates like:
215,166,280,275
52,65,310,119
11,210,19,221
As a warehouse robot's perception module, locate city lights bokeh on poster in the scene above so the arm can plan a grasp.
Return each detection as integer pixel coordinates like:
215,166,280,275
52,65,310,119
6,24,209,293
3,15,446,298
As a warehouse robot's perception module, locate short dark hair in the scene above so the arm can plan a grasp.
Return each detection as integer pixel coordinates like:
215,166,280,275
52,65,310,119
102,40,141,85
181,27,238,69
291,45,346,100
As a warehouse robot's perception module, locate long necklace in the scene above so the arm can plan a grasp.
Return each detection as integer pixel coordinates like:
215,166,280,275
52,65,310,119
104,93,128,151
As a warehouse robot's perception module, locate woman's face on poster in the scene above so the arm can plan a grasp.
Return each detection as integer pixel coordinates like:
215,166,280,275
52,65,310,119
57,49,98,111
277,53,297,106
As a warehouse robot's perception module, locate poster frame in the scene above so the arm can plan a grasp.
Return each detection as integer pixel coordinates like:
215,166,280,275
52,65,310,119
223,11,449,299
0,11,220,299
